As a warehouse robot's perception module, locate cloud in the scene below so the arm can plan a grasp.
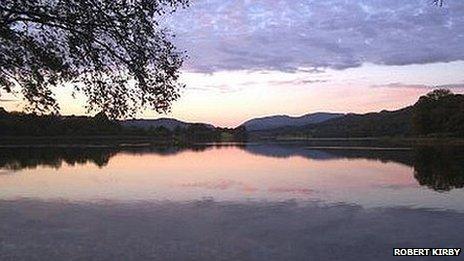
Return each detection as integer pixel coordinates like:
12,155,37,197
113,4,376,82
436,83,464,89
189,83,244,93
372,82,464,89
268,79,329,86
169,0,464,72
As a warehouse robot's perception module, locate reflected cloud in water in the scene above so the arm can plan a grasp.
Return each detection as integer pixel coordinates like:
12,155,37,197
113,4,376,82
179,179,258,193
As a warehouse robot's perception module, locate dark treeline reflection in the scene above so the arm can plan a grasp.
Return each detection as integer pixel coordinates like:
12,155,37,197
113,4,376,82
1,143,463,192
413,146,464,191
0,147,118,170
244,144,464,192
0,145,215,171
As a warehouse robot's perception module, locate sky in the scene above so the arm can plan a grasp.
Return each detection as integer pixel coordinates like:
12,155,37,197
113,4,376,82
2,0,464,127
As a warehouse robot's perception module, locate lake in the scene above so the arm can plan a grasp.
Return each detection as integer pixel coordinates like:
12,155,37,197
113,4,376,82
1,143,464,260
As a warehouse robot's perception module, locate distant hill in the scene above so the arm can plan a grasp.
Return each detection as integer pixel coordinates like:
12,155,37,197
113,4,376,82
241,112,344,131
248,107,414,139
121,118,215,131
306,107,414,138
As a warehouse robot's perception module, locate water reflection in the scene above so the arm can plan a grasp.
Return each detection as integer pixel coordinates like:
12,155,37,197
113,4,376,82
1,144,463,194
2,199,463,261
244,143,415,165
2,144,464,260
0,145,212,170
413,146,464,192
0,147,118,170
245,144,464,193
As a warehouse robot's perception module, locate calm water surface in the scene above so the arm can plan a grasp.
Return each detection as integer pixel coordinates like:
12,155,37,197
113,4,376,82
1,143,464,210
1,143,464,260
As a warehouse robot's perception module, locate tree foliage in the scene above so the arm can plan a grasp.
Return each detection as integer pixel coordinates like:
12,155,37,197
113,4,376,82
0,0,188,118
412,89,464,137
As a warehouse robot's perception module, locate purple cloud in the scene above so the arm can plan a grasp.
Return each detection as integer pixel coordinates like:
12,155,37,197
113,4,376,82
168,0,464,72
372,82,464,89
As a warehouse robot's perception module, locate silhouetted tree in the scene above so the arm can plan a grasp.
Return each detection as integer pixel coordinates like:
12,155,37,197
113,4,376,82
412,89,464,137
0,0,188,118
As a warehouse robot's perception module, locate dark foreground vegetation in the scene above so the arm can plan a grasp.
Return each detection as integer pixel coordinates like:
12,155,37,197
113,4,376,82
0,0,190,118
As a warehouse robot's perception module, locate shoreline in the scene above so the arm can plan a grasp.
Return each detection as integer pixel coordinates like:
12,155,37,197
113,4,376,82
1,136,464,147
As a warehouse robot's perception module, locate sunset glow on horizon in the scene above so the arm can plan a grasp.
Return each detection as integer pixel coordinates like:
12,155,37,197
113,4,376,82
2,0,464,127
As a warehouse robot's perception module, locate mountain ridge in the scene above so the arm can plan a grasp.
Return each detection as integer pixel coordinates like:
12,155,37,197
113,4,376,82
241,112,344,131
246,106,415,139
